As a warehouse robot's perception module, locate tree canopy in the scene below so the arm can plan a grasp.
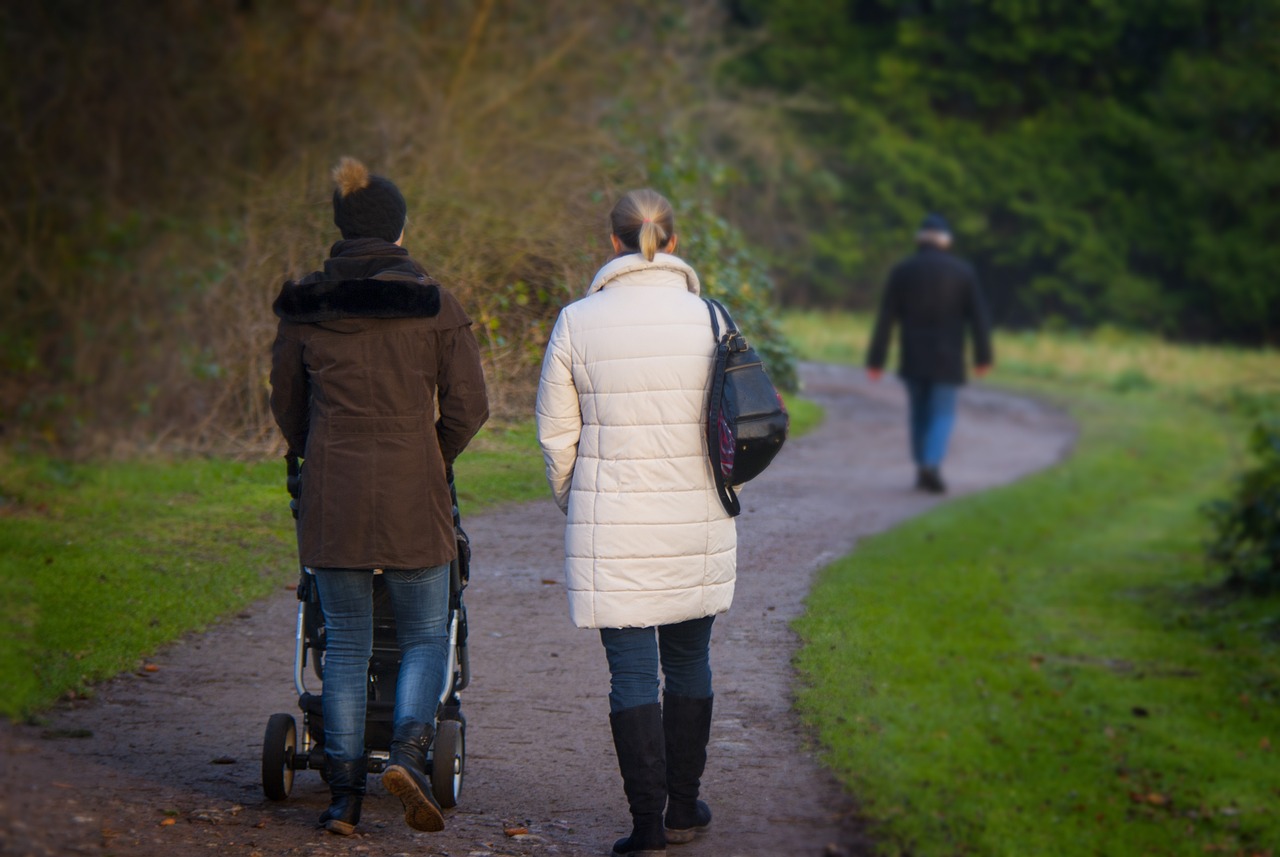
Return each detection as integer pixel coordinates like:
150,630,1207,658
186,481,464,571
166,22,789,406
724,0,1280,342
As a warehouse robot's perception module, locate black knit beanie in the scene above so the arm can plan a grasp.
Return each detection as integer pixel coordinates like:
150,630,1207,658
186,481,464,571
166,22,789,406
331,157,407,242
918,212,951,234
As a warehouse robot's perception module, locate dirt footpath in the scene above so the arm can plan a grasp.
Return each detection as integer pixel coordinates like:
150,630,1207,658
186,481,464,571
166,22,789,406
0,363,1074,857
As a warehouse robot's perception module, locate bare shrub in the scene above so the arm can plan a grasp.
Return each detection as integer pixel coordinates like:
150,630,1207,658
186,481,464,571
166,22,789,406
1,2,763,456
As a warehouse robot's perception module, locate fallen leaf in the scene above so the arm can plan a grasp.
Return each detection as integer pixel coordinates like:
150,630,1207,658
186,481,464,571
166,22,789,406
540,579,558,586
504,826,529,836
1261,737,1271,751
160,818,176,827
143,664,160,673
1146,793,1168,806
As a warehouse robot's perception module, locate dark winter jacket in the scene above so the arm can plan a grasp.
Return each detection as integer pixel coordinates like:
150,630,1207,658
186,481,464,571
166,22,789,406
269,238,489,570
866,246,994,384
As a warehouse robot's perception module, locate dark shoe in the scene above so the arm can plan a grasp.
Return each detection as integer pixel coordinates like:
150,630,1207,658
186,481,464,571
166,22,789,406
662,693,713,843
610,703,667,856
381,720,445,832
318,757,366,836
920,467,947,494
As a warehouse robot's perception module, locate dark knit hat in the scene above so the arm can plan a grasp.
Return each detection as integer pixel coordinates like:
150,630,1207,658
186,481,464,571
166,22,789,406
918,212,951,234
331,157,407,242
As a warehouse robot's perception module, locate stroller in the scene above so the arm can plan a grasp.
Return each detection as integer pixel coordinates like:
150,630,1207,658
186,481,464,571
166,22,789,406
261,455,471,809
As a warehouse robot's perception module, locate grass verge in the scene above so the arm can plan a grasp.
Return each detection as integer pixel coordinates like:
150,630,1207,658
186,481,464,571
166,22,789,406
785,310,1280,855
0,421,547,720
783,309,1279,408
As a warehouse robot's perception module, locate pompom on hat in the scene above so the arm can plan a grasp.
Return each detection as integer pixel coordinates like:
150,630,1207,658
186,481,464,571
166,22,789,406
331,157,407,242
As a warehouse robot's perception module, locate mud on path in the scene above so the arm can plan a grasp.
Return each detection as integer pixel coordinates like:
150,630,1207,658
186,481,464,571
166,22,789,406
1,363,1074,857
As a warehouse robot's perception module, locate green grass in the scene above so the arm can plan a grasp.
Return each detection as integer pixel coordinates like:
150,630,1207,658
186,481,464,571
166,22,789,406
784,391,824,437
0,421,547,719
785,311,1280,855
783,309,1280,408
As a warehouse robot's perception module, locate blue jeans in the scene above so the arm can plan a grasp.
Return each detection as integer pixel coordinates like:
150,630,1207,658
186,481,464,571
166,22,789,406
904,378,958,469
599,616,715,714
312,565,451,763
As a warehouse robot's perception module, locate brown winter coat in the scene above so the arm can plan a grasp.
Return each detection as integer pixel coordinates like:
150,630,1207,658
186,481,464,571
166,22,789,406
270,239,489,570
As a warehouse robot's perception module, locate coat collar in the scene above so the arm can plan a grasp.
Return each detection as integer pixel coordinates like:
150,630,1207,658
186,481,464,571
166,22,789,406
586,252,701,298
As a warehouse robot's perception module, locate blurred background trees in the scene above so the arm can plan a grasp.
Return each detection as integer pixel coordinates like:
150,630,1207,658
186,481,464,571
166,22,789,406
1,0,1275,454
722,0,1280,341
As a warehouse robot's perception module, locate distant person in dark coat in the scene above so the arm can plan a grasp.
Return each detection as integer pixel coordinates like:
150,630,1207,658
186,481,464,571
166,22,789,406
866,213,993,493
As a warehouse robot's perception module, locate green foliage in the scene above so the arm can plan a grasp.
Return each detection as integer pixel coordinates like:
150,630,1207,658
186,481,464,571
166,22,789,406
651,149,799,392
725,0,1280,343
1205,417,1280,591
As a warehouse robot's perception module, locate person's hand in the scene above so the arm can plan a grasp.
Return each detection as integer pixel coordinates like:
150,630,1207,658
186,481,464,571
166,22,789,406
974,364,992,378
866,368,883,382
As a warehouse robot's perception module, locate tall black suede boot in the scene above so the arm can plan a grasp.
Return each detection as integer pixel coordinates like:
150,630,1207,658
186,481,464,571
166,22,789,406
609,703,667,857
318,757,366,836
381,720,445,832
662,693,713,844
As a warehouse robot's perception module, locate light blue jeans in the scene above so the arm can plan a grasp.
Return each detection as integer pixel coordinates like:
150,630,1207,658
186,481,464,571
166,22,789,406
600,616,715,713
312,565,451,763
903,378,959,469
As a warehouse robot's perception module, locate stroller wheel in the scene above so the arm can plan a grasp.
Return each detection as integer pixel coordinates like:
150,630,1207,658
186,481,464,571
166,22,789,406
431,718,465,808
262,713,297,800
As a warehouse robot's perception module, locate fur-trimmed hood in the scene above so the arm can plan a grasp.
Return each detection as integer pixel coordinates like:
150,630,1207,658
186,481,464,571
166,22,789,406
272,238,442,323
273,271,441,323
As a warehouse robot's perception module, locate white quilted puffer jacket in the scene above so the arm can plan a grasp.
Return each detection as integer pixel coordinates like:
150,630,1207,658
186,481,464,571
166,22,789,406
535,252,737,629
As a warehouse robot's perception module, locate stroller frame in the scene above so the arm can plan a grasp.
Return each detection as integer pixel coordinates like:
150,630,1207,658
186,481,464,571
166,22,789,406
262,457,471,809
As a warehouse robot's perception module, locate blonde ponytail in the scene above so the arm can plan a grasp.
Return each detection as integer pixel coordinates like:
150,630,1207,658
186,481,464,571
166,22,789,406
610,189,675,262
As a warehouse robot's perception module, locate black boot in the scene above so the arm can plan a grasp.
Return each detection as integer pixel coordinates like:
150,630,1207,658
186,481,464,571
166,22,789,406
920,466,947,494
662,693,713,844
318,756,366,836
609,703,667,856
381,720,445,832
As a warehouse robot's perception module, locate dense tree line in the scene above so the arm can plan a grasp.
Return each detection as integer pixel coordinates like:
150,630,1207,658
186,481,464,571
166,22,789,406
3,2,1272,451
722,0,1280,343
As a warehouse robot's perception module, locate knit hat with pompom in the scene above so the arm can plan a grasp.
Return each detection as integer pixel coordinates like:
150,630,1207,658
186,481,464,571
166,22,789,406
331,157,407,242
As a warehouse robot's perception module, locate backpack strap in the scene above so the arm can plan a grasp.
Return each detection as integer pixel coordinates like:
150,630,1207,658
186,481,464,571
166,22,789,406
705,297,739,337
703,298,742,517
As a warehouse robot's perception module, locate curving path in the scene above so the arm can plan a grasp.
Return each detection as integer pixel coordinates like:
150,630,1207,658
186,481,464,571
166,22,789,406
0,363,1075,857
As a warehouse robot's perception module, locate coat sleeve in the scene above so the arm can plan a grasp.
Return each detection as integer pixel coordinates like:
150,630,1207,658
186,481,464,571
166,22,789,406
435,321,490,465
535,311,581,514
866,269,899,370
269,323,310,456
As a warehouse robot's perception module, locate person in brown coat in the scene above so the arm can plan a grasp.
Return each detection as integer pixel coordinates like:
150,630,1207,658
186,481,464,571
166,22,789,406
270,157,489,837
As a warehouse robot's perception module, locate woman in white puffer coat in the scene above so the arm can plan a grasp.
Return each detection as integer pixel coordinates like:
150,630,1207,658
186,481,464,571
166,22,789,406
536,189,734,857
